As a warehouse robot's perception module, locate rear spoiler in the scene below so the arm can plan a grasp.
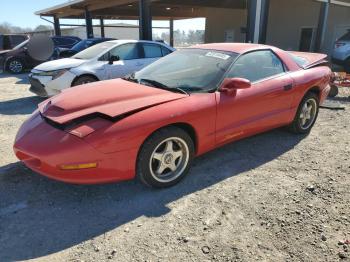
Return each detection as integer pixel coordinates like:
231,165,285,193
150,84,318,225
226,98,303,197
288,51,329,69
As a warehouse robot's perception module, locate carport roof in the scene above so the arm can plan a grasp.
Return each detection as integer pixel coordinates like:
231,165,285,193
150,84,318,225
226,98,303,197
35,0,247,20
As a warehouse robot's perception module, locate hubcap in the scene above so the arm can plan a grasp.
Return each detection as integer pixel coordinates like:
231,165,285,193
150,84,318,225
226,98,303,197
9,60,22,73
299,98,317,130
149,137,189,183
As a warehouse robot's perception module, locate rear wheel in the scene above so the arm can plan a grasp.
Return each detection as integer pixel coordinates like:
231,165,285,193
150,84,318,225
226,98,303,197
289,92,319,134
72,75,97,86
6,58,25,74
137,127,194,188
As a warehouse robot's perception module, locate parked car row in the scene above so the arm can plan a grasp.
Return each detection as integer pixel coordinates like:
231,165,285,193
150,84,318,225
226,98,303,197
13,42,332,188
28,40,175,97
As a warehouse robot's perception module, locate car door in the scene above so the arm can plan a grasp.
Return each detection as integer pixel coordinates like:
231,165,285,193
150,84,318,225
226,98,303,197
140,43,167,67
215,50,295,145
103,43,145,79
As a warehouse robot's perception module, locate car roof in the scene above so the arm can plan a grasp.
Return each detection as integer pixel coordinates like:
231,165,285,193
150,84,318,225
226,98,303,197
191,43,275,54
106,39,166,45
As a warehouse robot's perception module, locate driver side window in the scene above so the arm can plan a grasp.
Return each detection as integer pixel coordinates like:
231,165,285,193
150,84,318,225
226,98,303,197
227,50,285,82
108,43,141,60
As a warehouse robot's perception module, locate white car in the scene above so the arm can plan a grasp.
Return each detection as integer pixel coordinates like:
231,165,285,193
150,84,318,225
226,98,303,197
28,40,175,97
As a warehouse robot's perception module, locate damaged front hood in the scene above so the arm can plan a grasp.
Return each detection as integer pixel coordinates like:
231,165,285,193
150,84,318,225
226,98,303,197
39,79,188,124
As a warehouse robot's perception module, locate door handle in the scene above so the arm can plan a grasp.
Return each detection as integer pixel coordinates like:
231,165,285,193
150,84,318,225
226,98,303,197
284,84,293,91
136,62,144,66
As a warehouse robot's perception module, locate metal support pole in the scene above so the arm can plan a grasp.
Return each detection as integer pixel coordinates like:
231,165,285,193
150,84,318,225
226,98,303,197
139,0,152,40
53,16,61,36
100,18,105,38
314,0,330,52
85,8,94,38
246,0,269,44
259,0,270,44
169,19,174,47
246,0,256,43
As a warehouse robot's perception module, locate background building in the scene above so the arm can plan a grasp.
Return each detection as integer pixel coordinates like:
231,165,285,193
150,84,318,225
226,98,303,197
35,0,350,55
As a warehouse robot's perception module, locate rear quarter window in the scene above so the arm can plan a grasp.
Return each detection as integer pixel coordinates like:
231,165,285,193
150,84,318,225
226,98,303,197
290,54,309,67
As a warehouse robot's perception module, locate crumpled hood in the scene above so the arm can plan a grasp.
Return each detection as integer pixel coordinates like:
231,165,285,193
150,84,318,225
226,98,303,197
39,79,188,124
33,58,86,71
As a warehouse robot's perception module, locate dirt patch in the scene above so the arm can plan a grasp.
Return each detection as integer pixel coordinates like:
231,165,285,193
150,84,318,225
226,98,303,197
0,73,349,262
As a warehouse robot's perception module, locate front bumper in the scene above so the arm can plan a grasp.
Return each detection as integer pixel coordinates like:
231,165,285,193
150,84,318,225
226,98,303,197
29,70,76,97
13,112,138,184
29,76,48,97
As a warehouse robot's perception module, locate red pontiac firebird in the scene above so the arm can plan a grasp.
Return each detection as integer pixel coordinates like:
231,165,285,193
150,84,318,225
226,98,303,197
14,43,331,188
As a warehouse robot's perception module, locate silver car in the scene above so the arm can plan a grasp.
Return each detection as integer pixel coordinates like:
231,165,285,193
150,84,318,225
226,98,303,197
332,30,350,71
28,40,175,97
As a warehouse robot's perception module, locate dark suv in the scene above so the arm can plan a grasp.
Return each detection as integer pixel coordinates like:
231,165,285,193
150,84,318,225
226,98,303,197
0,36,81,74
52,36,81,50
0,34,29,51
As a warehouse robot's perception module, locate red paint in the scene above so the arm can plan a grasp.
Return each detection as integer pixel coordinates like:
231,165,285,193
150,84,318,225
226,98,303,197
14,43,332,184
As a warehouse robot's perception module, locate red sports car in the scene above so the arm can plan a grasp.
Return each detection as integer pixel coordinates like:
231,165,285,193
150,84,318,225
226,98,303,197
14,43,331,188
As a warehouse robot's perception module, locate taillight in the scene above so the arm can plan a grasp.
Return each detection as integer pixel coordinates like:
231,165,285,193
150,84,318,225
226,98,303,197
335,42,346,49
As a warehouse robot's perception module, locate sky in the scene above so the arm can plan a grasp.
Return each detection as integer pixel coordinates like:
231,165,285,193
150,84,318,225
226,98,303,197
0,0,205,32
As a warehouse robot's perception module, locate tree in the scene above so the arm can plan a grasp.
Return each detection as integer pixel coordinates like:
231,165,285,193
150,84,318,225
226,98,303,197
0,23,12,34
34,25,53,32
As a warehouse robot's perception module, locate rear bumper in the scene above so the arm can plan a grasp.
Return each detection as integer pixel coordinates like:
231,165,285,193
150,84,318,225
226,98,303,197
0,56,5,71
14,112,138,184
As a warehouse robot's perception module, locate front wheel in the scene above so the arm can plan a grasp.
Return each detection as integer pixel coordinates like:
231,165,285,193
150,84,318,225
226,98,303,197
6,58,25,74
137,127,195,188
72,75,97,86
289,92,319,134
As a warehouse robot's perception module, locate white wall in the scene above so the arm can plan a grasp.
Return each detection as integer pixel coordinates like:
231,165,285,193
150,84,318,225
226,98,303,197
266,0,320,51
61,25,139,40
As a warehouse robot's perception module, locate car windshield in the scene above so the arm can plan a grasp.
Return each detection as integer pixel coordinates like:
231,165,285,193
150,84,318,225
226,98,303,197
71,39,99,52
73,42,115,60
133,49,237,93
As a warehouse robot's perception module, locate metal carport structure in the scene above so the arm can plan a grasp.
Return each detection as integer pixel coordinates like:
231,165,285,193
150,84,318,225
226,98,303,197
36,0,331,51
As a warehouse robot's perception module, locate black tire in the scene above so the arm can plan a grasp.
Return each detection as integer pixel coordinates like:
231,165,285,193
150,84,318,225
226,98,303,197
137,126,195,188
289,92,319,134
328,84,339,98
344,58,350,73
72,75,97,86
6,58,25,74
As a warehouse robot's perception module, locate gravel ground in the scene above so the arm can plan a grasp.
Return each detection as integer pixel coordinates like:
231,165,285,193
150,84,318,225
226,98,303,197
0,73,349,262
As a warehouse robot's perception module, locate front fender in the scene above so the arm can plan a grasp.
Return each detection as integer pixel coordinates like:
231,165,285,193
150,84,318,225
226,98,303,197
83,93,217,156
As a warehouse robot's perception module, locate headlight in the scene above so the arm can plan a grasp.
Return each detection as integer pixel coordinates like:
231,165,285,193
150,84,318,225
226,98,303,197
66,117,112,138
36,69,70,80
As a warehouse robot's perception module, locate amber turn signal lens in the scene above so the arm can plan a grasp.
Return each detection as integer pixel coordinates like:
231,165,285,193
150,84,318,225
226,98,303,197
60,162,98,170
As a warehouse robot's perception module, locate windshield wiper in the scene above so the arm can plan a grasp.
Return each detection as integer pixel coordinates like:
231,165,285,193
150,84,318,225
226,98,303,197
140,79,189,95
177,86,204,92
123,73,139,83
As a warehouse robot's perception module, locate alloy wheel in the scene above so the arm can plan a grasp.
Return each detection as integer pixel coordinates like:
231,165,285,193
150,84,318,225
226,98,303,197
9,60,23,73
299,98,317,130
149,137,189,183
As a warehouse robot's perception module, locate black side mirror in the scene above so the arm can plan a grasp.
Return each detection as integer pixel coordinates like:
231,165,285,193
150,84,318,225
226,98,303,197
108,55,120,64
